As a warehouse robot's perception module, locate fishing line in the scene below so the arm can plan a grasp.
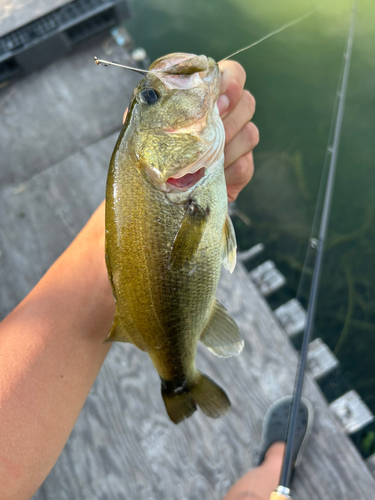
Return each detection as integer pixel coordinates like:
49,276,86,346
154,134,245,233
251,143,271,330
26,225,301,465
276,1,357,496
96,9,320,74
220,9,319,62
95,9,320,78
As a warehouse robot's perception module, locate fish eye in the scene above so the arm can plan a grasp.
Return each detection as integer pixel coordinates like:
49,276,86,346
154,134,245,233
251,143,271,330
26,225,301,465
138,88,160,105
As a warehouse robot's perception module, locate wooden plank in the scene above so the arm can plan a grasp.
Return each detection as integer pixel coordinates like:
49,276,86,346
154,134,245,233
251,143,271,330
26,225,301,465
366,454,375,478
249,259,287,297
237,242,264,263
0,35,140,188
274,298,307,337
0,0,69,37
329,391,374,435
1,139,375,499
0,132,115,318
307,338,339,380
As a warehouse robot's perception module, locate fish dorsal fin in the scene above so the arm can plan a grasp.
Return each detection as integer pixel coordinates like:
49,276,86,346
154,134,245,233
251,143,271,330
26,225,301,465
200,300,244,357
222,213,237,273
168,202,208,270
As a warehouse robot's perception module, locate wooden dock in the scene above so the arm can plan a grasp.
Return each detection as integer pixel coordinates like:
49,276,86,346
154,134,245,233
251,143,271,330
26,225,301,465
1,34,375,500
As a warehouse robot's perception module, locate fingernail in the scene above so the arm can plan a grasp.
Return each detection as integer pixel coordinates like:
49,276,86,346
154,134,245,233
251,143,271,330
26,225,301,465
217,94,230,115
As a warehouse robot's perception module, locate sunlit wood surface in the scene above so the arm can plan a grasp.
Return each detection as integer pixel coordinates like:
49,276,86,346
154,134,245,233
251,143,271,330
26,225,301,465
0,0,69,37
0,35,374,500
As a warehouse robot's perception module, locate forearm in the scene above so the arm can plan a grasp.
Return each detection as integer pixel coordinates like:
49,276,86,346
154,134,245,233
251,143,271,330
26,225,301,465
0,59,258,499
0,202,115,500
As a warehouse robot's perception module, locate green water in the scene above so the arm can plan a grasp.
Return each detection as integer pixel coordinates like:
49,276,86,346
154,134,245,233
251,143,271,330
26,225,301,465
125,0,375,451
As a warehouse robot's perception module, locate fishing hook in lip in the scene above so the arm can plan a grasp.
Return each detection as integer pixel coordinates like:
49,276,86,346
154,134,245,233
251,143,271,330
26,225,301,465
94,57,150,75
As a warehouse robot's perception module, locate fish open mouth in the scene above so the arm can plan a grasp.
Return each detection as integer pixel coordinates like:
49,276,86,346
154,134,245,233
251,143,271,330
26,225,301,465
166,167,205,190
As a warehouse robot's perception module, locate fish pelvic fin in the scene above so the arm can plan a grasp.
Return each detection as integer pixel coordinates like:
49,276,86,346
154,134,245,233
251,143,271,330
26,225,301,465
200,300,244,357
168,201,208,270
161,373,230,424
222,213,237,273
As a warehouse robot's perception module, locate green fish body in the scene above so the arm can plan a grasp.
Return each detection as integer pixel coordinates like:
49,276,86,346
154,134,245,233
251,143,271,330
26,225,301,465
105,53,243,423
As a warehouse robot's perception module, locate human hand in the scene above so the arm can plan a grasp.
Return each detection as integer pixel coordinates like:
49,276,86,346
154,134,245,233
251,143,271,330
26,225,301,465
217,60,259,202
122,60,259,203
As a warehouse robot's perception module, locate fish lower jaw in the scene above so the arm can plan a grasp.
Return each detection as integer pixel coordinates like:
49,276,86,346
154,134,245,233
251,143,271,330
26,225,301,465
166,167,206,191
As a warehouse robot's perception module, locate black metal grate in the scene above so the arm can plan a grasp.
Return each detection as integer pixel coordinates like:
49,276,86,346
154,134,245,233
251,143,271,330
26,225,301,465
0,0,122,58
65,8,117,44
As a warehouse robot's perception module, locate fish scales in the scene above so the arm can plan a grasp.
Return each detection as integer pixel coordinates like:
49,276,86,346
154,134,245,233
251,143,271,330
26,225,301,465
105,53,244,423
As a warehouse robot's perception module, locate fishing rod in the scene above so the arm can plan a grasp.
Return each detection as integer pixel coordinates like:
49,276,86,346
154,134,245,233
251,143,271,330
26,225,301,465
270,3,357,499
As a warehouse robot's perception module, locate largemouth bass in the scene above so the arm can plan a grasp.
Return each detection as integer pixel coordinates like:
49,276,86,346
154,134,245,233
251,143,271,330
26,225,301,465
105,53,244,424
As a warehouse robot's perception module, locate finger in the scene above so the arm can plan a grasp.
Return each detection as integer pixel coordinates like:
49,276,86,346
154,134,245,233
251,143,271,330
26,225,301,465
222,90,256,144
217,60,246,118
225,151,255,203
224,122,259,169
123,108,128,124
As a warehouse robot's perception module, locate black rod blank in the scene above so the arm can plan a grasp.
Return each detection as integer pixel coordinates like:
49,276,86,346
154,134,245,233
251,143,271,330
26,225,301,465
279,1,358,489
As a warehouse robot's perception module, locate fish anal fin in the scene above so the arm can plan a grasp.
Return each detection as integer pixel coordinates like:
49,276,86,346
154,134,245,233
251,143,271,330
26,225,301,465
222,213,237,273
168,201,208,270
105,251,118,302
104,315,131,343
104,313,146,351
200,300,243,357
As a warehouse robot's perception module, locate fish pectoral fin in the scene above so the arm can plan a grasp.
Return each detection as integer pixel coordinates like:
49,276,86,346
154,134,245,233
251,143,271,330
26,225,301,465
168,201,208,270
222,213,237,273
200,300,244,357
104,314,146,351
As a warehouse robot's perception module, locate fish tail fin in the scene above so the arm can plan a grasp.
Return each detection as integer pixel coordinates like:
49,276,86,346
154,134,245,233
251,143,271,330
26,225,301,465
161,391,197,425
161,373,230,424
190,373,231,419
